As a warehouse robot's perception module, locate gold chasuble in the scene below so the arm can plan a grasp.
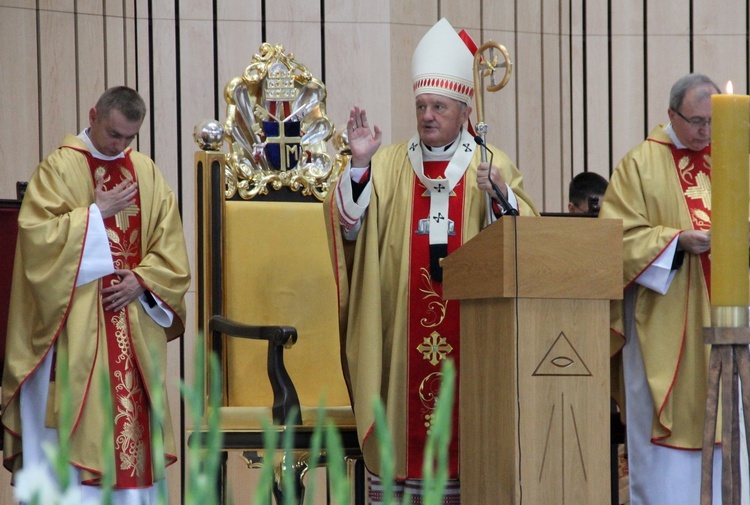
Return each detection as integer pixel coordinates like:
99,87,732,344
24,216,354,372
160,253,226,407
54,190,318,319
2,135,190,485
325,136,538,479
601,125,716,449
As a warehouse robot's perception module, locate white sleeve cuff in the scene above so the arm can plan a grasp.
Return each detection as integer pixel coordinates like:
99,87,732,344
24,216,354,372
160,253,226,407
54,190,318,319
139,294,174,328
336,165,371,239
76,204,115,287
635,238,679,295
506,185,519,212
350,165,370,183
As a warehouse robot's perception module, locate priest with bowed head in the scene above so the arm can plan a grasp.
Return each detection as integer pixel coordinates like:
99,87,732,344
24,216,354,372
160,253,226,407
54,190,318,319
599,73,750,504
2,86,190,504
326,18,538,504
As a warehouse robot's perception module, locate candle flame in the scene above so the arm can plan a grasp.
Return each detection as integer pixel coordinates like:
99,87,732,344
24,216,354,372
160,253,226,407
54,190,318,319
727,80,734,94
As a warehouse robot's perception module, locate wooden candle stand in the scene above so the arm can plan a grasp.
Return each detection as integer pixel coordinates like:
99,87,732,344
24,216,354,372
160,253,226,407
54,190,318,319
701,323,750,505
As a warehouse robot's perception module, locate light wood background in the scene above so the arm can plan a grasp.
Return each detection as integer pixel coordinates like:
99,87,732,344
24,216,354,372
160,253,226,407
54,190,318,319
0,0,748,503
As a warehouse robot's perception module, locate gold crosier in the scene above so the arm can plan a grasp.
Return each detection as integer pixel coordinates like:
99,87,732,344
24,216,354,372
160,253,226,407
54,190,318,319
472,40,513,157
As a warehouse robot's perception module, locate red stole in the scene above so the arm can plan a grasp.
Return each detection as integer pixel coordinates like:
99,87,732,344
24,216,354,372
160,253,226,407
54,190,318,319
83,150,154,488
406,160,463,478
666,143,712,295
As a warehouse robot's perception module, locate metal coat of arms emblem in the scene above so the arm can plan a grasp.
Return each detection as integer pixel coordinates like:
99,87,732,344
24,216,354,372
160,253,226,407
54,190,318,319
217,43,346,201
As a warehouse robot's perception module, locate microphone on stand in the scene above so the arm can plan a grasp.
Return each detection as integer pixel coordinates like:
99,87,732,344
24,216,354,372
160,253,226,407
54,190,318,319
474,135,518,216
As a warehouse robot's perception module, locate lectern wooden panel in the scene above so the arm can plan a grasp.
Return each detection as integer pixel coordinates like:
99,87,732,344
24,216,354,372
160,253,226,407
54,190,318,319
442,216,622,505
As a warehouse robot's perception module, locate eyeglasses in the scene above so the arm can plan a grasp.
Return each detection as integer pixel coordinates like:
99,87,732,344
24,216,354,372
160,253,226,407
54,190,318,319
671,108,711,128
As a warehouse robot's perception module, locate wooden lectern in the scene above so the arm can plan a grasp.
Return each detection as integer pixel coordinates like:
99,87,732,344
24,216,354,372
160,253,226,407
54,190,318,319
442,216,622,505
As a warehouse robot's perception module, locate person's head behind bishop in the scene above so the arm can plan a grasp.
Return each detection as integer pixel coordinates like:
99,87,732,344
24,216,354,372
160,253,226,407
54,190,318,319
568,172,609,214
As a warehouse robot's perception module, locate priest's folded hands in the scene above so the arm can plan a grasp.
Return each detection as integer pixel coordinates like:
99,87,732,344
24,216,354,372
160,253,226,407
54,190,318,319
677,229,711,254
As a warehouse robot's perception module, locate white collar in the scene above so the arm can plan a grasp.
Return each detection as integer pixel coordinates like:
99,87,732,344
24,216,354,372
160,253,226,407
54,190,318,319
422,138,458,161
663,123,687,150
78,129,126,161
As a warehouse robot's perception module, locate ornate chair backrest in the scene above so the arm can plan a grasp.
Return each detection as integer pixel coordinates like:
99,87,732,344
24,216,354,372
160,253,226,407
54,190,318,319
195,43,352,424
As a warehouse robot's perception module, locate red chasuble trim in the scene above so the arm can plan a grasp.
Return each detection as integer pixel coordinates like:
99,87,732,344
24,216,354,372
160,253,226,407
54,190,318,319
84,152,154,488
665,143,712,296
406,160,463,478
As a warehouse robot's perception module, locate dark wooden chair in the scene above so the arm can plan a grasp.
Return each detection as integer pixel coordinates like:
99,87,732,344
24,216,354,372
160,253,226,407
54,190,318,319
0,196,23,453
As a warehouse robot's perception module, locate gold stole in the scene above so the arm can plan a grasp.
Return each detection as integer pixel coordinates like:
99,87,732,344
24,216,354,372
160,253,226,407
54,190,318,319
84,151,154,488
406,160,463,478
666,143,712,294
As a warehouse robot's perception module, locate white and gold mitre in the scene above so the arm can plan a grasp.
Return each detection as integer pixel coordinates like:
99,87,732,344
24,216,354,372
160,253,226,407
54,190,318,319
411,18,476,104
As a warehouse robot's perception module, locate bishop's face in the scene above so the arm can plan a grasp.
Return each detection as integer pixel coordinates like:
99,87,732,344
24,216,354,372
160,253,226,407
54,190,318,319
415,93,472,148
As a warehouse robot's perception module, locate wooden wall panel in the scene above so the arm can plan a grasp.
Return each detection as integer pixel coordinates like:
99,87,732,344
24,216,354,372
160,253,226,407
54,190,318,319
583,0,610,187
646,1,690,130
38,1,77,158
558,0,574,202
0,3,39,198
694,0,747,93
134,0,152,157
515,0,544,208
178,8,212,176
696,36,746,94
644,48,684,129
124,0,137,90
77,2,107,130
179,0,212,282
324,22,392,136
569,0,586,200
104,0,127,89
542,1,565,210
150,16,178,189
216,2,262,120
482,28,519,169
266,1,322,80
389,20,435,145
484,1,519,170
610,1,646,171
442,0,481,33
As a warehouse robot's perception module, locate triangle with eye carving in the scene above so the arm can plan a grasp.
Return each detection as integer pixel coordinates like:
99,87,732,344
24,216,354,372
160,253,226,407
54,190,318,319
532,332,592,377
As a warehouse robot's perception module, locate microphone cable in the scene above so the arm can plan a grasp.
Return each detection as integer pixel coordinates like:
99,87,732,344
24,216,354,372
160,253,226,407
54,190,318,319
473,135,523,502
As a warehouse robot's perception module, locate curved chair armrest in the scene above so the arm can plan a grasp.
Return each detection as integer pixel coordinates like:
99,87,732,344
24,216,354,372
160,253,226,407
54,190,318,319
209,315,297,347
209,315,301,424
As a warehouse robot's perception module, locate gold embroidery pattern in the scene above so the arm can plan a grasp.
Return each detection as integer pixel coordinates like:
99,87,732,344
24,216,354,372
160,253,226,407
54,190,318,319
419,371,443,435
679,153,710,181
692,208,711,230
418,267,447,328
111,309,147,477
416,331,454,366
107,228,140,268
115,206,139,232
677,155,693,182
681,156,712,231
94,166,109,182
684,171,712,211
